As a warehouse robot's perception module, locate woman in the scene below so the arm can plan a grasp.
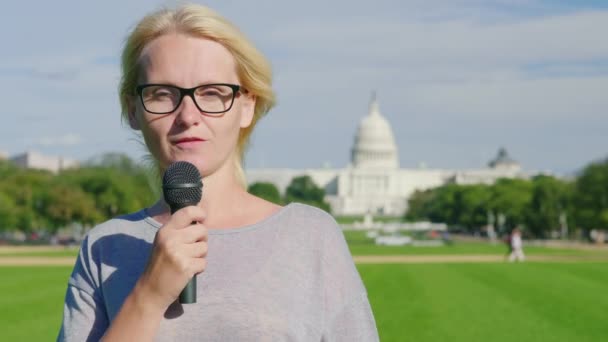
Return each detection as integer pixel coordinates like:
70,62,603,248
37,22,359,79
58,4,378,341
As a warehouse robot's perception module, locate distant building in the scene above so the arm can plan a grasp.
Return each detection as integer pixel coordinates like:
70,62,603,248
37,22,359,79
246,93,529,216
446,148,522,185
10,151,79,173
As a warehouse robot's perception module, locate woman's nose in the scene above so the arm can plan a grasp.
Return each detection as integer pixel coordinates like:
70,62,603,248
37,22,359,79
175,95,201,126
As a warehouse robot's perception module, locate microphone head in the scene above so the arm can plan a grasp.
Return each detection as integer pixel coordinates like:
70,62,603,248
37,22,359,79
162,161,203,212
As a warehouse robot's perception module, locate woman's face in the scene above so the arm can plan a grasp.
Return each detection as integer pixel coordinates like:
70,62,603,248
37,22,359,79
128,33,255,177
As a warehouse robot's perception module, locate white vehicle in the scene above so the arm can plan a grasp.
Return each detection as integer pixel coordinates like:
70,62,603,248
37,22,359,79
375,235,412,246
366,230,379,239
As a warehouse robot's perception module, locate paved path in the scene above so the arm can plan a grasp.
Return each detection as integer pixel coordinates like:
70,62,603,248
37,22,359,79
0,257,77,266
0,245,78,254
1,254,607,266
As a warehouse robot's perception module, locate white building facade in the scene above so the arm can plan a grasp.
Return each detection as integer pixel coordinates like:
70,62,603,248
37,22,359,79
10,151,79,173
246,95,525,216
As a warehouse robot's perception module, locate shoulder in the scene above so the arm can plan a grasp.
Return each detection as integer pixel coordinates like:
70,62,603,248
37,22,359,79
284,202,336,222
74,209,156,275
280,203,341,235
67,210,155,297
79,209,158,264
280,203,349,250
85,209,156,242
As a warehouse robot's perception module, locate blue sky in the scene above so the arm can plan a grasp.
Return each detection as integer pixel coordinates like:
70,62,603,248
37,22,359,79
1,0,607,175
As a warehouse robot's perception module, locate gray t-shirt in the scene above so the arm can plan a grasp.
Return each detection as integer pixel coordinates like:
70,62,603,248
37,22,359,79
58,203,379,341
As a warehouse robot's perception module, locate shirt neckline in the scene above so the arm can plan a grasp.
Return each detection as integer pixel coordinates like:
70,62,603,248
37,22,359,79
142,203,296,235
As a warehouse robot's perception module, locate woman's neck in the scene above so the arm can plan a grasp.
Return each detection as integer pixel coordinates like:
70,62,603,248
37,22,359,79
150,159,250,228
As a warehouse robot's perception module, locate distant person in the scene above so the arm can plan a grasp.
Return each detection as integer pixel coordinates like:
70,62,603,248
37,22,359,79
441,230,453,246
57,4,378,341
508,227,525,262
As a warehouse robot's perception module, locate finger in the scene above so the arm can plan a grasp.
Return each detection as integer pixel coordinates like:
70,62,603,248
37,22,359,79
183,241,208,258
180,224,208,243
167,206,207,230
190,258,207,275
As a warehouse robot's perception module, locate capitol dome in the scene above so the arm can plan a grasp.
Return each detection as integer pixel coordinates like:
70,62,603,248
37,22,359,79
351,93,400,169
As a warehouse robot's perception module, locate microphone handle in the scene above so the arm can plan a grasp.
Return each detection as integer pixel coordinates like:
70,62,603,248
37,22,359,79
179,277,197,304
170,203,198,304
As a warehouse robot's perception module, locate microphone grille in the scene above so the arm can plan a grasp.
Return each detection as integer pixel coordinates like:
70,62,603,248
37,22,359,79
162,161,202,209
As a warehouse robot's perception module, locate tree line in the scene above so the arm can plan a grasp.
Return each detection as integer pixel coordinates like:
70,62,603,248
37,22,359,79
0,154,157,234
0,153,330,234
405,158,608,238
247,175,331,212
2,152,606,239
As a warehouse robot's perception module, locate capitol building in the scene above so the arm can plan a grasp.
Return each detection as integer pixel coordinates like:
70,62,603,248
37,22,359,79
245,94,526,216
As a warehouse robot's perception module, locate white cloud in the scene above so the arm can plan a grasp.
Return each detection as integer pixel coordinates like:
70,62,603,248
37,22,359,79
267,9,608,124
1,0,607,173
395,75,608,119
268,10,608,73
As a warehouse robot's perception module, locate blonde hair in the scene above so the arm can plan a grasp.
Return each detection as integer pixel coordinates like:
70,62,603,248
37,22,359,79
119,4,276,188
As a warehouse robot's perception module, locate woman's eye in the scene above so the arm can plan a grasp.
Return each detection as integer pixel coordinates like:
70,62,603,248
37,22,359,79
151,90,174,99
200,90,221,97
155,90,173,96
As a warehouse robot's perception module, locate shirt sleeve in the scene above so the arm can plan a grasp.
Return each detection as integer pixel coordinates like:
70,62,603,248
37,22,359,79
320,215,379,341
57,236,109,342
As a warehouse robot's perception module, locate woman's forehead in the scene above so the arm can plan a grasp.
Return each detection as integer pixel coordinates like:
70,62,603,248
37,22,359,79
138,33,238,85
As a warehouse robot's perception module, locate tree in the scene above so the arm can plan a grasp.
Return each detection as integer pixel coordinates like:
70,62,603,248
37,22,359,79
425,184,460,225
85,152,139,172
405,180,532,233
525,175,573,238
0,168,54,232
487,178,533,231
0,193,18,231
0,159,18,178
404,189,435,222
284,175,331,213
42,182,101,231
248,182,282,204
457,184,492,229
573,158,608,230
61,166,156,221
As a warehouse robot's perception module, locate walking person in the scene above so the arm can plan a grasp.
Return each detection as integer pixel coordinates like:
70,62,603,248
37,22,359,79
508,227,525,262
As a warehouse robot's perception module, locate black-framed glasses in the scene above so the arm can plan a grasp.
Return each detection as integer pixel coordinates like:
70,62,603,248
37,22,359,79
135,83,242,115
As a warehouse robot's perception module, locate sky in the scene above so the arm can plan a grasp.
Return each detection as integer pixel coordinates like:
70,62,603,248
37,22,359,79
1,0,607,175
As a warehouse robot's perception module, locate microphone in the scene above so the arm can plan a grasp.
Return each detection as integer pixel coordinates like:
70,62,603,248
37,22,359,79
162,161,203,304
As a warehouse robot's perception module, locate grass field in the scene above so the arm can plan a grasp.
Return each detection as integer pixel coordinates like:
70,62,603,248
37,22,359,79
0,266,72,341
1,240,607,341
360,262,608,342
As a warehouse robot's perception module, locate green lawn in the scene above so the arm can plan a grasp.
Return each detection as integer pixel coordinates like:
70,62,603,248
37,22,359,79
0,266,72,341
359,262,608,342
1,253,607,341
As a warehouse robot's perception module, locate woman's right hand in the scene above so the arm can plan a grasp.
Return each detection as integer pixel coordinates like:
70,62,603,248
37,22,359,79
137,206,208,311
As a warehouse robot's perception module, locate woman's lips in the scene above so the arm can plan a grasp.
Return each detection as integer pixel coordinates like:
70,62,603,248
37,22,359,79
174,138,206,148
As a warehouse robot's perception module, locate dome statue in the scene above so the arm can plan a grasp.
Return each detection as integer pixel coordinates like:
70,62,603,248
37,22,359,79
488,147,520,171
351,92,399,169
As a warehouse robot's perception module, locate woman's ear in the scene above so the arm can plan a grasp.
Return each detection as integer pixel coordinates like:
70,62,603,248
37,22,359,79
126,96,141,130
239,93,256,128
